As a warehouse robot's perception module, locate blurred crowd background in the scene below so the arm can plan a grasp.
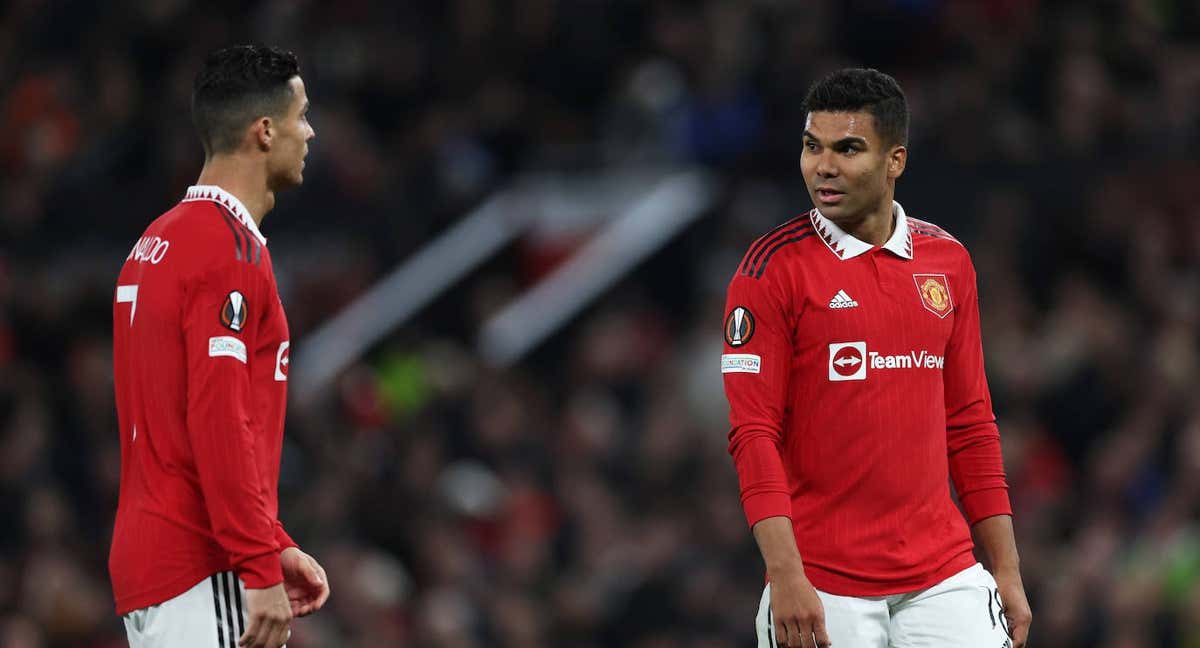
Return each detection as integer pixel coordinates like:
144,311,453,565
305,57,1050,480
3,0,1200,646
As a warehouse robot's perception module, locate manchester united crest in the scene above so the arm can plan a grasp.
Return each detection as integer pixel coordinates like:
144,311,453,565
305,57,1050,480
912,274,953,319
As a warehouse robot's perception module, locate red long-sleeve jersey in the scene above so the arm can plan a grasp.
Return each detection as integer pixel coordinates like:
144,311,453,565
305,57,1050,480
722,202,1010,596
110,185,297,614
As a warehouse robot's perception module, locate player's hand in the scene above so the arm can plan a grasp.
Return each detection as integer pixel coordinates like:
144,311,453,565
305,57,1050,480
240,583,292,648
280,546,330,617
993,567,1032,648
768,560,832,648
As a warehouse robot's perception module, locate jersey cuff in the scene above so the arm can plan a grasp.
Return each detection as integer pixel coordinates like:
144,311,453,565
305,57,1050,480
960,487,1012,524
236,550,284,589
742,491,793,528
274,522,298,551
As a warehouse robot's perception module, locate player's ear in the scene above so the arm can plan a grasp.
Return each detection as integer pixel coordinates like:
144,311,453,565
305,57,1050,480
252,117,272,152
888,144,907,180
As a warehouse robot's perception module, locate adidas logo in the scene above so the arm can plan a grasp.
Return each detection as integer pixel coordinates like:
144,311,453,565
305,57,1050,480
829,290,859,309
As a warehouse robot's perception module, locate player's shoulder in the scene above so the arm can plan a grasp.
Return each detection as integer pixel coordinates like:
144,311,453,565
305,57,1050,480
170,200,265,267
734,210,821,281
907,215,961,245
128,199,266,280
908,216,969,254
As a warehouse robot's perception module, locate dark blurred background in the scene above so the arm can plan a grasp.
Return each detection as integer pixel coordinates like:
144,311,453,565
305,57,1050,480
3,0,1200,646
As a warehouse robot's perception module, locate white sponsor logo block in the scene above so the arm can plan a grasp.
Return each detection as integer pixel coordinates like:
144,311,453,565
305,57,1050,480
209,336,247,363
721,354,761,374
828,342,867,381
829,342,945,381
274,341,290,381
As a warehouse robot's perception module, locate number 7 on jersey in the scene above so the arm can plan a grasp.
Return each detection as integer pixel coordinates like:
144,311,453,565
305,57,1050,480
117,285,138,325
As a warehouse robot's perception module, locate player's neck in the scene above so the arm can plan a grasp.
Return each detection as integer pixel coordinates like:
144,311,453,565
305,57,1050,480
841,199,894,247
196,156,275,226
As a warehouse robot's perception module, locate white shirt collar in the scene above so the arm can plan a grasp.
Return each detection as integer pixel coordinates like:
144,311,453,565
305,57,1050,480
183,185,267,245
811,200,913,260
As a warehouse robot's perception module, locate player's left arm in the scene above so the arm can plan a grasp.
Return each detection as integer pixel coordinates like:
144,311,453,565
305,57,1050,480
272,521,330,615
943,252,1030,646
267,353,328,617
279,545,329,617
273,518,330,616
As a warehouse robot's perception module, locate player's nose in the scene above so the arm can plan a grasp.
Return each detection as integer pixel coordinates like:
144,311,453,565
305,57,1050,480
815,151,838,177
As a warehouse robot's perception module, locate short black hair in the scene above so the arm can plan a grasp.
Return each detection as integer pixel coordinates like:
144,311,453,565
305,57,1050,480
802,68,908,147
192,45,300,156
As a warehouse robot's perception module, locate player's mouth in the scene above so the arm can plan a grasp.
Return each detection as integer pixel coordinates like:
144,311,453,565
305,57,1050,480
816,187,845,205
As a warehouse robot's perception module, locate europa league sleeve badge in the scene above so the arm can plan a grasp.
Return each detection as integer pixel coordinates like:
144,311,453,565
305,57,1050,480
724,306,756,347
220,290,249,332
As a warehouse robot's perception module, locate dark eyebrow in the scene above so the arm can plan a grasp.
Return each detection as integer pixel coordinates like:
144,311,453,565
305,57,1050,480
802,130,868,148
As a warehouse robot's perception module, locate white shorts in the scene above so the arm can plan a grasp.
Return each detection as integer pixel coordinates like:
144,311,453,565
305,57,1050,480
756,563,1013,648
123,571,284,648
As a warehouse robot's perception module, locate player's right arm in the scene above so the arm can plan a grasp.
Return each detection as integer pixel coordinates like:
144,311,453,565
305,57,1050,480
182,250,294,647
723,263,829,648
753,517,829,648
182,256,281,583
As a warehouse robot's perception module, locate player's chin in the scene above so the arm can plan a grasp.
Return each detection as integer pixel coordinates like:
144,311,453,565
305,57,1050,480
813,200,842,217
279,170,305,190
